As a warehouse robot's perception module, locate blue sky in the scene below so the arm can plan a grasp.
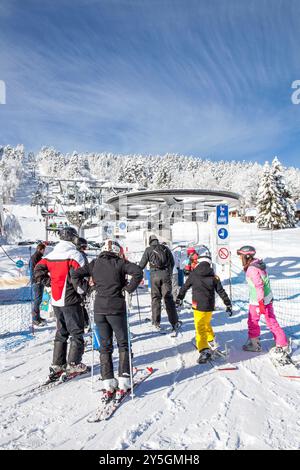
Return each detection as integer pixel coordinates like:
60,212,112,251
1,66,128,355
1,0,300,167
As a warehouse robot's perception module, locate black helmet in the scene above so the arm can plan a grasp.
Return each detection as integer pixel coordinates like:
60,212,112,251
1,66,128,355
237,245,256,259
59,227,79,244
77,237,88,250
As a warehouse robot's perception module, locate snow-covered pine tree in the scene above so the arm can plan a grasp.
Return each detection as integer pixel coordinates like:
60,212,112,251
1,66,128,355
271,157,297,228
256,161,289,229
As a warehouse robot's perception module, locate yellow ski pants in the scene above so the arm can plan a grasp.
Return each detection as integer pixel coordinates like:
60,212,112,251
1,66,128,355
193,310,214,351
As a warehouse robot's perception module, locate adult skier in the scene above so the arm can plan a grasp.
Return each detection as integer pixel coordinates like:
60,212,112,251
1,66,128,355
71,238,143,399
34,227,89,377
176,247,232,363
76,237,90,329
30,242,47,326
236,246,289,360
139,235,181,332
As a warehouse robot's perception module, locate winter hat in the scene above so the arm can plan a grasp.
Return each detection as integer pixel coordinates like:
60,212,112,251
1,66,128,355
149,234,158,244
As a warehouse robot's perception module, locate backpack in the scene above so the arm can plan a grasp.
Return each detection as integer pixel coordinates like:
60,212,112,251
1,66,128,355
149,244,169,269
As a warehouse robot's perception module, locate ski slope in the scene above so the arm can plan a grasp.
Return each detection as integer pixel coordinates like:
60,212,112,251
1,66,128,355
0,219,300,450
1,291,300,450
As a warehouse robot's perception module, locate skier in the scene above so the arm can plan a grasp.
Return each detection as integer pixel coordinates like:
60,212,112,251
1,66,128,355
71,238,143,400
236,246,289,360
176,247,232,364
139,235,181,333
183,246,199,276
34,227,89,378
76,237,91,329
30,242,47,326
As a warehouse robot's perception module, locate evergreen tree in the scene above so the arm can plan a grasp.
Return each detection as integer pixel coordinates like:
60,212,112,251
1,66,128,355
271,157,297,228
256,160,296,230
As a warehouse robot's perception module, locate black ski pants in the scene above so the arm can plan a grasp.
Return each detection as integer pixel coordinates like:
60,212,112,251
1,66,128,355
95,313,130,381
53,304,85,366
150,270,179,327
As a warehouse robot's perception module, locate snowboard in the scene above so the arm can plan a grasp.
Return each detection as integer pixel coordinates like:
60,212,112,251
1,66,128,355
41,288,51,312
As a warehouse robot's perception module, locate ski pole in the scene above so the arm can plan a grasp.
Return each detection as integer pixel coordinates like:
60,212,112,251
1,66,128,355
29,246,34,336
136,288,142,324
126,292,134,401
91,318,95,391
89,293,95,392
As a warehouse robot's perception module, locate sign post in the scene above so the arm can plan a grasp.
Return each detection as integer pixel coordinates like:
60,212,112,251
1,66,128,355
216,205,230,265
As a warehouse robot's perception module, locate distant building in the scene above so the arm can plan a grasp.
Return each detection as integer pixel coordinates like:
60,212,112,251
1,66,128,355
242,208,257,224
229,207,239,218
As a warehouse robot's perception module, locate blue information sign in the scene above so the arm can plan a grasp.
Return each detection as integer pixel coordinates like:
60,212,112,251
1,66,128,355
218,228,229,240
216,205,229,225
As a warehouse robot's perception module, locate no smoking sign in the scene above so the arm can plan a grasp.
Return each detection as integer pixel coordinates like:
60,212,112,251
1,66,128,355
218,246,230,265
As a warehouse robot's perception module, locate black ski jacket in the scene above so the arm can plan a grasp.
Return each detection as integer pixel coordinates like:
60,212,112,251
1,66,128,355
139,240,174,272
177,262,231,312
30,251,43,281
71,252,143,315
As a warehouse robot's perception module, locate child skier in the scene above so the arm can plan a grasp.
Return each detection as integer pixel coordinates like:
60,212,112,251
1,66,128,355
176,248,232,363
237,246,289,361
182,246,198,276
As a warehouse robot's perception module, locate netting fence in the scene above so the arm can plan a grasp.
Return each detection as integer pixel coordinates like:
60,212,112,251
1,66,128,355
0,244,34,351
0,285,33,351
228,259,300,339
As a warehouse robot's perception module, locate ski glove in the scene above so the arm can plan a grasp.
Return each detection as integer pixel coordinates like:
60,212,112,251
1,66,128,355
226,306,233,317
258,300,266,315
176,298,183,307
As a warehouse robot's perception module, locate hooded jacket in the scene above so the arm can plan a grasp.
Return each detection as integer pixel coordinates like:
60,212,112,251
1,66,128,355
177,261,231,312
245,258,273,306
34,241,85,307
71,251,143,315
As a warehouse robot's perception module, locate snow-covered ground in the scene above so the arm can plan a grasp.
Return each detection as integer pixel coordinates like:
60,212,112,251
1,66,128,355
0,218,300,450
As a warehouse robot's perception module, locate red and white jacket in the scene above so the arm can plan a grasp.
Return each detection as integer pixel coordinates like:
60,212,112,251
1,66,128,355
35,241,85,307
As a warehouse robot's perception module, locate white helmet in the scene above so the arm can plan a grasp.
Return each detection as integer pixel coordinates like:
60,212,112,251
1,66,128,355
99,238,122,256
197,245,212,264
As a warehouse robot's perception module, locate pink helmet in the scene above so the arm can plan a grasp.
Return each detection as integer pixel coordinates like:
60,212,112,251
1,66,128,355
237,245,256,258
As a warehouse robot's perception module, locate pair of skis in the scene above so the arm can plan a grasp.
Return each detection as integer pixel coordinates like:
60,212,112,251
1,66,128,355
15,367,91,399
192,340,238,371
88,366,154,423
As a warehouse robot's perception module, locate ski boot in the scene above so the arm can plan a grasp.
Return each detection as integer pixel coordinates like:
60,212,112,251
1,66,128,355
208,338,219,351
101,378,118,404
65,362,90,378
33,318,47,327
243,337,262,352
116,375,131,401
269,346,293,366
197,348,212,364
48,364,67,382
153,322,161,331
173,320,183,331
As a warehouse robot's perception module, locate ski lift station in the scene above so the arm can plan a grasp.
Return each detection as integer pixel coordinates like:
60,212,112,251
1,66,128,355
106,189,241,265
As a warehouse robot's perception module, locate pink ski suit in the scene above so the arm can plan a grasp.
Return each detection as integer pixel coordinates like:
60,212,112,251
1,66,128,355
245,259,287,347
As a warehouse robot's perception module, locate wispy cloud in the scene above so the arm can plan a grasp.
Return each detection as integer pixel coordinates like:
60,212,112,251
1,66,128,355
0,0,300,166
